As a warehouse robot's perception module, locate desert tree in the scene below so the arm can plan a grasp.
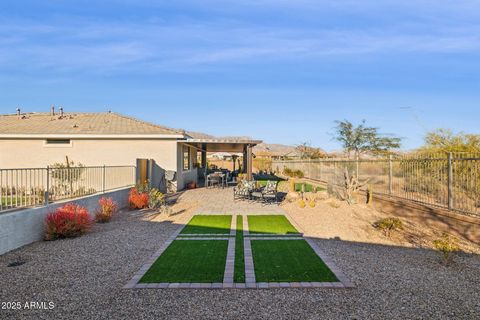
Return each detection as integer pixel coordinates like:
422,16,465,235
334,120,401,159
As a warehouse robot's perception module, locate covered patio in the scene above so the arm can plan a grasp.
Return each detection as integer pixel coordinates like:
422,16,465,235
183,138,262,184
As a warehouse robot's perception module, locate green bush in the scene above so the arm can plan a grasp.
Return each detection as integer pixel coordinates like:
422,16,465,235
374,217,403,237
433,234,459,265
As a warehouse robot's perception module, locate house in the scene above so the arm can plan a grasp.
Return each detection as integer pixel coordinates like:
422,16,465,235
0,108,261,190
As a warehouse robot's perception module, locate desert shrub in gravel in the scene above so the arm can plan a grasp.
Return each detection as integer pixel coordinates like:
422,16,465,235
433,234,459,265
328,200,341,208
374,217,403,237
45,204,93,240
96,197,118,223
129,187,149,209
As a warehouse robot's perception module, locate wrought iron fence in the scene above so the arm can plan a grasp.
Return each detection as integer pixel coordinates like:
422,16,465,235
0,165,136,212
272,153,480,216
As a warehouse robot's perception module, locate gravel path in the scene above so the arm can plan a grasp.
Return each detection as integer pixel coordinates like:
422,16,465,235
1,191,480,319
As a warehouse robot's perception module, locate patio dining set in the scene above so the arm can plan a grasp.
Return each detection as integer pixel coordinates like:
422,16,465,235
233,179,279,204
205,170,234,188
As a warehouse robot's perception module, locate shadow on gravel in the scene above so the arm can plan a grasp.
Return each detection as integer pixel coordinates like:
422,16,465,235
0,209,479,319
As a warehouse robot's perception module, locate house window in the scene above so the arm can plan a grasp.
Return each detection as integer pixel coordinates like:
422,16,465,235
183,145,191,171
46,139,71,144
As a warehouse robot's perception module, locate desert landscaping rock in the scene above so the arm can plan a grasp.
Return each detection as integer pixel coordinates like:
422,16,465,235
1,188,479,319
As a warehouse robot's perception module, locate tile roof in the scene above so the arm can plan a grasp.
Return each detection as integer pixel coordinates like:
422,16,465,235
0,112,184,136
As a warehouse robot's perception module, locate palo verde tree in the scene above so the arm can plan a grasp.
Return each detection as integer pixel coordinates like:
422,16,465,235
334,120,401,159
419,129,480,154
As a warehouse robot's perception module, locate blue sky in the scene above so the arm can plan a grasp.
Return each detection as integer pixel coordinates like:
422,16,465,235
0,0,479,151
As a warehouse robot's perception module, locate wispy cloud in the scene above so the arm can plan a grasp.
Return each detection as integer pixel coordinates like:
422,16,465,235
0,0,479,75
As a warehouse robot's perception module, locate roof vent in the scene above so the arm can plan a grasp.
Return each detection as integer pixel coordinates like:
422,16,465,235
51,105,55,116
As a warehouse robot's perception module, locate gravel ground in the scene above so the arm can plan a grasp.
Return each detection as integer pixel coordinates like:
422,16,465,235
1,191,480,319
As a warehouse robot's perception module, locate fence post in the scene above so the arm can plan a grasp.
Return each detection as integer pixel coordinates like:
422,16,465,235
448,152,453,210
102,165,106,193
44,166,50,205
389,155,393,195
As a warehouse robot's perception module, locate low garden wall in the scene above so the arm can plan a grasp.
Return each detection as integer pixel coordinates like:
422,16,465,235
288,176,480,244
0,187,131,255
369,194,480,244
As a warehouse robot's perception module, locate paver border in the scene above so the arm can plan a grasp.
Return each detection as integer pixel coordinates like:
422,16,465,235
124,213,354,289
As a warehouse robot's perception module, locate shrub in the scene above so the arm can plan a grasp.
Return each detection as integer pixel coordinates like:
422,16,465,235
298,199,306,208
283,168,304,179
45,204,93,240
328,200,341,208
309,198,316,208
433,234,459,265
148,188,166,210
129,187,149,209
96,197,118,223
374,217,403,237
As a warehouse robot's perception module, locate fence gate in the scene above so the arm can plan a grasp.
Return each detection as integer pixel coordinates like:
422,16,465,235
136,159,148,185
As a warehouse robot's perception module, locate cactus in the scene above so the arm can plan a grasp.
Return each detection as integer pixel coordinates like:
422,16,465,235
339,167,369,205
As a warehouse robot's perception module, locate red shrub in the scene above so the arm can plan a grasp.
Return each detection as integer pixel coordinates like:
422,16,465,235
128,188,149,209
45,204,93,240
96,197,118,223
128,188,150,209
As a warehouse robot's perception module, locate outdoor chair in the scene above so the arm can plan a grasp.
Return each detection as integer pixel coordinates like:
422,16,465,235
234,179,255,201
261,180,279,204
207,173,222,188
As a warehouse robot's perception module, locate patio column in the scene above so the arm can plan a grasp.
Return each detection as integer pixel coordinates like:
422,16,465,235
246,144,253,181
243,146,248,174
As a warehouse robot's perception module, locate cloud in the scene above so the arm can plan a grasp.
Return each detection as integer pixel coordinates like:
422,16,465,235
0,1,479,75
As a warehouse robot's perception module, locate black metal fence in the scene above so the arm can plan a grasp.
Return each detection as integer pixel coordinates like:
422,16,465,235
273,153,480,216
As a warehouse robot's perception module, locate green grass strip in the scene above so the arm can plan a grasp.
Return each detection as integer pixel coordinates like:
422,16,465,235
180,215,232,234
251,240,338,282
248,215,299,235
295,183,325,192
234,215,245,283
140,240,228,283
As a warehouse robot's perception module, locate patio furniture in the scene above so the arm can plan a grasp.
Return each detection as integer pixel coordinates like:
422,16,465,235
234,179,255,200
207,173,222,188
261,180,279,204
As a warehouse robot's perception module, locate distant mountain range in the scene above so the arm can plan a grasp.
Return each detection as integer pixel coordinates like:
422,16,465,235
187,131,298,155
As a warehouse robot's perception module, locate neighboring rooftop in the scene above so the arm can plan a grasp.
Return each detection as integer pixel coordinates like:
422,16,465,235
0,110,184,136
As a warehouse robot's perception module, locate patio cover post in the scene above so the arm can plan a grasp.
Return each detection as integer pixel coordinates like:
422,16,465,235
246,144,253,181
243,146,248,174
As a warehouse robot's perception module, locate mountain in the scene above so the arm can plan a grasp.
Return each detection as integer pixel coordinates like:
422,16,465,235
187,131,299,155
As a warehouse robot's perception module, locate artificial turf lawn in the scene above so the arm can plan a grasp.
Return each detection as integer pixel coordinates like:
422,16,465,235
180,215,232,234
251,240,338,282
234,215,245,283
247,215,299,235
295,183,325,192
140,240,228,283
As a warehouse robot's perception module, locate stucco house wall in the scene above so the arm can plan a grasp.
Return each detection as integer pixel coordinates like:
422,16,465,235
0,139,178,170
0,139,202,191
176,143,199,190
